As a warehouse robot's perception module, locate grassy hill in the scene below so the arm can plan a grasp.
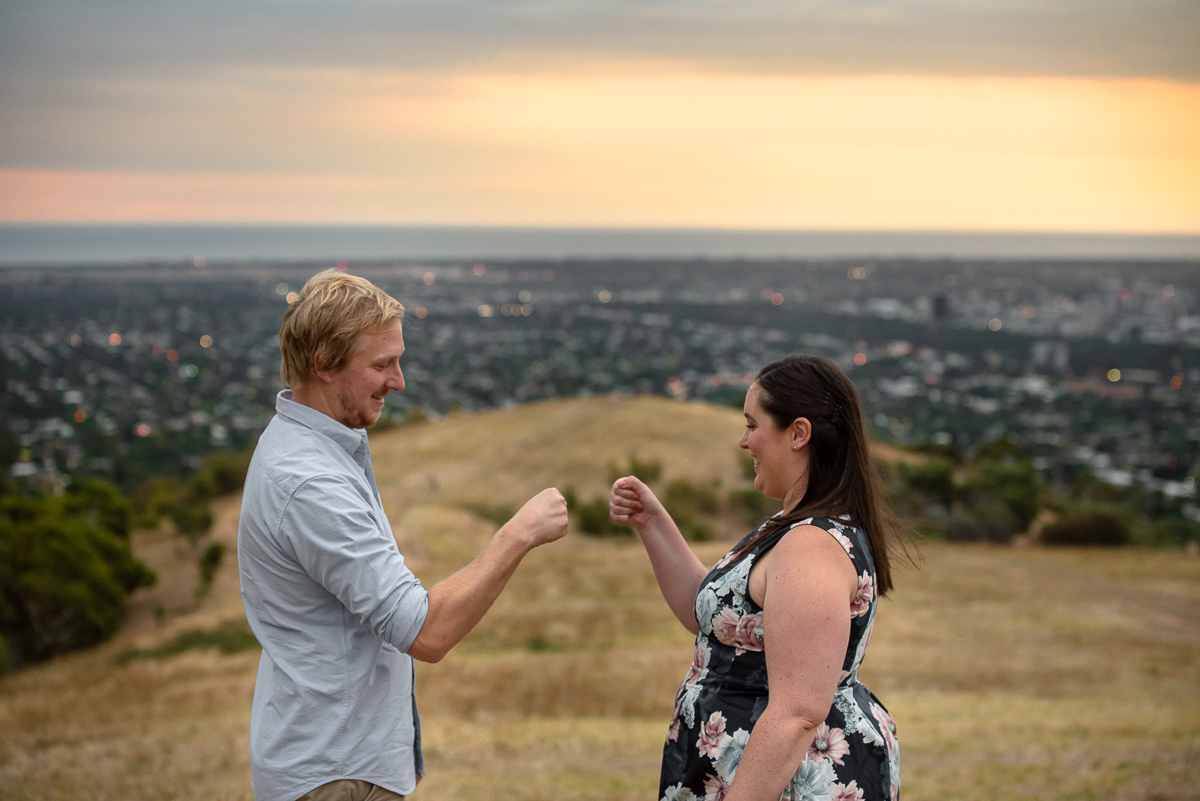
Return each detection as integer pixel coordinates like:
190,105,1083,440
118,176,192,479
1,396,1198,800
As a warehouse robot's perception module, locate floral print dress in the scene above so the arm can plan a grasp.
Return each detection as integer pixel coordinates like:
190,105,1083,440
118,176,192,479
659,517,899,801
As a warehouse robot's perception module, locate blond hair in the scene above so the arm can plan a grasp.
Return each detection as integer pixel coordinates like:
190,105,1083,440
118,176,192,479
279,270,404,388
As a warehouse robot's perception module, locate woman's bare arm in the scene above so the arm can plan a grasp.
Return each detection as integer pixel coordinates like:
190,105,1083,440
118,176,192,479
610,476,709,633
725,525,858,800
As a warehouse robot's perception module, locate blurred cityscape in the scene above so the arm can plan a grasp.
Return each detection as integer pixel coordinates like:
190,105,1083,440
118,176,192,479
2,258,1198,518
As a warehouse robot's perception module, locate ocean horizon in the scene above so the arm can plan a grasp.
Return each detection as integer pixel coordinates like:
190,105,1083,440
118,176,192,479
2,224,1199,266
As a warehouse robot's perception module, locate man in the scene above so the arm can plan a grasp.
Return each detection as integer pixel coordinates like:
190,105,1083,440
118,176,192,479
238,270,568,801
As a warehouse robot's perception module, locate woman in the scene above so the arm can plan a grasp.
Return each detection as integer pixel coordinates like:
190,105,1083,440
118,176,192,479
610,355,901,801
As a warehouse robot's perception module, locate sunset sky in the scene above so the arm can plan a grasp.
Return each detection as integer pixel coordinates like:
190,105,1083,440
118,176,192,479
1,1,1197,232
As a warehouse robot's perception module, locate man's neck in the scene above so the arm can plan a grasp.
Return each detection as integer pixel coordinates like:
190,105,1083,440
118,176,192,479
290,383,340,424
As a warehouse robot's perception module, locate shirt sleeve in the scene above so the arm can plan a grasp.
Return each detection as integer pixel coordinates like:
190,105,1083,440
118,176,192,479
278,473,429,653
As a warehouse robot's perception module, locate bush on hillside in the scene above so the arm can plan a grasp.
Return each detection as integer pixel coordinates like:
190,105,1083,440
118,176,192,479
196,542,226,600
1134,516,1200,548
726,488,783,526
607,456,663,485
900,458,957,510
1041,506,1132,546
0,483,156,670
575,496,632,537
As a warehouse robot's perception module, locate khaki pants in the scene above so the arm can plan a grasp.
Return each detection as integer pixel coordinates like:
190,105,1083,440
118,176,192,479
296,780,406,801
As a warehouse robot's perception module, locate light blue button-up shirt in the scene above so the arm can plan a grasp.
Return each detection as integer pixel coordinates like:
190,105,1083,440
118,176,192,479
238,391,429,801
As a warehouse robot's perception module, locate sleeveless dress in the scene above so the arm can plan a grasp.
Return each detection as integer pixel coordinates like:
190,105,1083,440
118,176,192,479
659,517,900,801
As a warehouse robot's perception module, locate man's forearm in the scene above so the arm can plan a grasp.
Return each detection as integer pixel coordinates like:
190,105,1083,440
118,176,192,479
406,525,533,662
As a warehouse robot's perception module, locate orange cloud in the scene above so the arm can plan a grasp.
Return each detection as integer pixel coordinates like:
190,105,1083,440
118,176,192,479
2,71,1197,231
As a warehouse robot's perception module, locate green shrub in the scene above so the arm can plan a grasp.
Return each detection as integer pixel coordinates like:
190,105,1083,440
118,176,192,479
116,619,259,663
1135,516,1200,548
196,541,226,599
900,458,957,510
1042,511,1131,546
186,450,252,502
575,496,631,537
0,487,156,670
726,488,783,526
607,456,663,484
664,479,721,516
170,501,214,540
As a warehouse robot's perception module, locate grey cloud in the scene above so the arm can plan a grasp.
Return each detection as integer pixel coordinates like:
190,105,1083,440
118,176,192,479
1,0,1197,171
3,0,1198,81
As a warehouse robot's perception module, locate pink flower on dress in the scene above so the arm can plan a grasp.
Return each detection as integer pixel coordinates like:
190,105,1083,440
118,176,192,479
831,781,865,801
851,571,875,617
666,690,684,743
696,712,727,758
684,642,711,686
806,722,850,765
734,612,764,653
703,773,730,801
711,609,741,649
831,528,855,554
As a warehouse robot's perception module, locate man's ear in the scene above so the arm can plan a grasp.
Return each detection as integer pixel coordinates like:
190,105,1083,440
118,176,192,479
311,350,335,384
790,417,812,451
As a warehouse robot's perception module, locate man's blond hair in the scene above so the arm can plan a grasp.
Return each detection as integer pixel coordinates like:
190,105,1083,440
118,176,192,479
279,270,404,388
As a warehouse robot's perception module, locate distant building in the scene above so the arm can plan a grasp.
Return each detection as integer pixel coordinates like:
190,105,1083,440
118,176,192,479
1031,340,1070,372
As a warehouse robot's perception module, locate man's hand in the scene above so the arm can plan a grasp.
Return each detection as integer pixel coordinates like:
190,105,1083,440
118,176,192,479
503,487,569,547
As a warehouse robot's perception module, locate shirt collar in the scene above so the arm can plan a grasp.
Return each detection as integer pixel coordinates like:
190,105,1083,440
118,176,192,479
275,389,368,459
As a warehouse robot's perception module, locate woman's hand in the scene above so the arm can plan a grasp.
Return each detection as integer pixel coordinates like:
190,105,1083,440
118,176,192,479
609,475,667,530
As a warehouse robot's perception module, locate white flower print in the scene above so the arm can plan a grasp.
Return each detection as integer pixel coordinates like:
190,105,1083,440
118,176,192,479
850,571,874,618
695,588,720,634
696,712,726,758
662,783,698,801
806,723,850,765
712,728,750,782
785,757,837,801
711,555,752,600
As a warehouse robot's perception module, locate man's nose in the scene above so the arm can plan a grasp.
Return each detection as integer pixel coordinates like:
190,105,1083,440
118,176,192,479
388,365,406,392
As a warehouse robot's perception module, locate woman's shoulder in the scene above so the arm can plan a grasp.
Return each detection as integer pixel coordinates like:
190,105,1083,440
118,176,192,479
779,516,861,559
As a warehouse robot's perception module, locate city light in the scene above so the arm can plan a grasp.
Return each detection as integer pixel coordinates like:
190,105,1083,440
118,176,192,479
166,349,180,361
414,306,428,319
199,335,213,348
473,263,486,276
771,293,785,306
1108,369,1122,382
423,272,436,285
854,353,868,366
74,410,86,423
598,290,612,303
135,423,152,437
286,292,299,304
477,304,494,317
108,333,121,346
275,283,288,296
988,318,1003,331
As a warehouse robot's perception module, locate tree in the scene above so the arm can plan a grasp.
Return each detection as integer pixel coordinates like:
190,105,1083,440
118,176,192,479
0,482,155,671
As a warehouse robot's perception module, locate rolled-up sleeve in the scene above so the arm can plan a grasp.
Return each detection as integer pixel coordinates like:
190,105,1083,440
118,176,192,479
280,475,429,653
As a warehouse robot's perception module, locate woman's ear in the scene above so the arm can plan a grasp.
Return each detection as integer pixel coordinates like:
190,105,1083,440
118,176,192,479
790,417,812,451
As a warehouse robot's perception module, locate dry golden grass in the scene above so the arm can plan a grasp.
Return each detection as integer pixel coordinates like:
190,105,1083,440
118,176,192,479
1,397,1198,800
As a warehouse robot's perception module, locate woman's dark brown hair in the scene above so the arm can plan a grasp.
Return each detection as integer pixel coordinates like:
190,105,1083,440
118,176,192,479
734,354,902,595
